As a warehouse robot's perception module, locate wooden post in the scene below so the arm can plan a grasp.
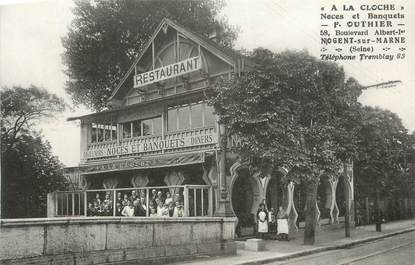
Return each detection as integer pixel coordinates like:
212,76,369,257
194,188,197,216
84,191,87,216
72,193,75,216
184,186,189,217
208,187,213,216
201,189,204,216
113,189,116,216
146,187,150,217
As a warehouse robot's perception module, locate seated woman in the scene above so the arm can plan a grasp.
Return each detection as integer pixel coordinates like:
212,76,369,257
103,193,113,216
277,206,289,241
156,200,164,217
121,201,134,217
173,202,184,217
87,202,96,216
115,202,123,216
160,203,170,217
168,201,175,217
165,192,173,206
149,207,157,217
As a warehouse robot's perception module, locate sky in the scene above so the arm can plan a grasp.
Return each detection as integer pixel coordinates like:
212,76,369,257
0,0,414,167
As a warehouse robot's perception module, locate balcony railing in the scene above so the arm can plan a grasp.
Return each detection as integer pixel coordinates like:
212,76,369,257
84,127,217,162
51,185,213,218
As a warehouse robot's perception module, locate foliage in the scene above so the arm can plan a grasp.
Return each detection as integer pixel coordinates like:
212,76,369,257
2,134,68,218
209,48,364,244
1,85,66,152
62,0,237,111
210,48,363,183
354,107,413,201
1,86,68,218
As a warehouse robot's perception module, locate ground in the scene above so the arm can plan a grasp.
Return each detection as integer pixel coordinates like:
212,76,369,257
269,230,415,265
172,219,415,265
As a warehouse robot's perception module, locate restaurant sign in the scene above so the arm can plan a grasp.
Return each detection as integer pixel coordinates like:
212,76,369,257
83,131,217,159
133,56,202,88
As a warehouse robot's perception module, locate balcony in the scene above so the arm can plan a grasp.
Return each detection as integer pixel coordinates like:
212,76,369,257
83,126,217,163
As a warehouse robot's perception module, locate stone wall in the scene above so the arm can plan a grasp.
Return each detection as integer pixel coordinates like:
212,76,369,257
0,217,236,265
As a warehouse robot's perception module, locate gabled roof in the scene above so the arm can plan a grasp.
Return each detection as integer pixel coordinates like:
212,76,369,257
108,18,248,102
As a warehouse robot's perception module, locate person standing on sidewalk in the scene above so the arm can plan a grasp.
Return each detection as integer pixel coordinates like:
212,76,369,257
277,206,289,241
269,208,277,239
257,203,269,240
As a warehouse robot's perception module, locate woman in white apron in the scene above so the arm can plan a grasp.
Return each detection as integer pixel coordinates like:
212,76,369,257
277,206,289,241
256,203,269,239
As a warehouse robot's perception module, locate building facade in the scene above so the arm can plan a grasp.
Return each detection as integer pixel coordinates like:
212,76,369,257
67,19,354,234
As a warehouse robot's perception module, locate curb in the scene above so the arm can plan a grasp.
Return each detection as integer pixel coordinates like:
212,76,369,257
236,226,415,265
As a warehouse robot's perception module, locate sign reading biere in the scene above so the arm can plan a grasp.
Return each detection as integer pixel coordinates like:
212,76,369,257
133,56,202,88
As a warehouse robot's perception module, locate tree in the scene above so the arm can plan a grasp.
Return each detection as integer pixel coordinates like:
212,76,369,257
62,0,237,111
354,107,412,229
2,134,68,218
1,85,66,152
1,86,68,218
209,49,362,244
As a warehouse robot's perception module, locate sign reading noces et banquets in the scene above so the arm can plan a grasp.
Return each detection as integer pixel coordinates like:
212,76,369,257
133,56,202,88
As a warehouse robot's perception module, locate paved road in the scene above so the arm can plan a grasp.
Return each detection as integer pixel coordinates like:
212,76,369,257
268,230,415,265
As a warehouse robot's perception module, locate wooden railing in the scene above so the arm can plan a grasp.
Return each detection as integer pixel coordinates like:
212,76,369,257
51,185,213,218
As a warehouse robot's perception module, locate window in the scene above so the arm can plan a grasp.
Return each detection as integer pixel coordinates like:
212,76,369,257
91,122,117,143
168,108,178,131
132,120,141,137
178,105,190,130
152,116,162,135
142,119,152,136
190,103,203,128
122,122,132,139
121,116,162,139
204,104,215,127
167,102,216,132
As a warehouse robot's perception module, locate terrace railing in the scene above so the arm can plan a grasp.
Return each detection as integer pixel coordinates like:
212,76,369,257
51,185,213,218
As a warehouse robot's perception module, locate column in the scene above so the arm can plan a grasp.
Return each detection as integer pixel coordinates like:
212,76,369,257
344,162,355,226
103,176,119,189
214,124,233,216
286,181,299,231
328,176,340,224
164,170,184,201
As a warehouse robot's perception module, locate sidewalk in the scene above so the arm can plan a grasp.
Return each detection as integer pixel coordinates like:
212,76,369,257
171,219,415,265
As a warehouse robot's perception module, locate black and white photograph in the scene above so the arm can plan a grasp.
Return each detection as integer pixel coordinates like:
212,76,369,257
0,0,414,264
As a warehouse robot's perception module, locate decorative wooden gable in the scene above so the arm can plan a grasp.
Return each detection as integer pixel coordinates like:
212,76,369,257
108,18,246,107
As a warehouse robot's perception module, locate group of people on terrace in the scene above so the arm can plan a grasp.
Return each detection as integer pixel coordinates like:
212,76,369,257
86,189,184,217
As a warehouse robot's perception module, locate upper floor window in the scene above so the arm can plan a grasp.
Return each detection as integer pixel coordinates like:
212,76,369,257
121,116,162,139
167,102,215,132
91,123,117,143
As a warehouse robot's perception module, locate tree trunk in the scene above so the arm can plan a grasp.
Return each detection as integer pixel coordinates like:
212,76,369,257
343,174,350,237
375,187,382,232
304,180,318,245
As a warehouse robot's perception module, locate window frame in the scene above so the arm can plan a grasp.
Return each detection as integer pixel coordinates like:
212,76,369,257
167,101,215,132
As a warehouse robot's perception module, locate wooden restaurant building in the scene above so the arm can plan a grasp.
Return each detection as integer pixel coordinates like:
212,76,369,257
51,19,354,234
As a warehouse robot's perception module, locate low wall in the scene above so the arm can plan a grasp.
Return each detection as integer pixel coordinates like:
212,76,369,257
0,217,237,265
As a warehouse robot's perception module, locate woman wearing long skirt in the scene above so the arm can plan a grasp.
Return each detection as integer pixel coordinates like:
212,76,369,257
277,206,289,241
256,203,269,240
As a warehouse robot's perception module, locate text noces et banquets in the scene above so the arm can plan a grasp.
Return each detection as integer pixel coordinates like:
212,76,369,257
84,134,215,159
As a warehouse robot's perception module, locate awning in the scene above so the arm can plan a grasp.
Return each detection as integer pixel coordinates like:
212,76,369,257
79,152,205,175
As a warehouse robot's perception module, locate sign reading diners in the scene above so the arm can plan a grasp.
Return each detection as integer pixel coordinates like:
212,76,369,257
83,132,217,159
133,56,202,88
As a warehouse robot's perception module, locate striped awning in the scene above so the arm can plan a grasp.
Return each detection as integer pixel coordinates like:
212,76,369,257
79,152,205,175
